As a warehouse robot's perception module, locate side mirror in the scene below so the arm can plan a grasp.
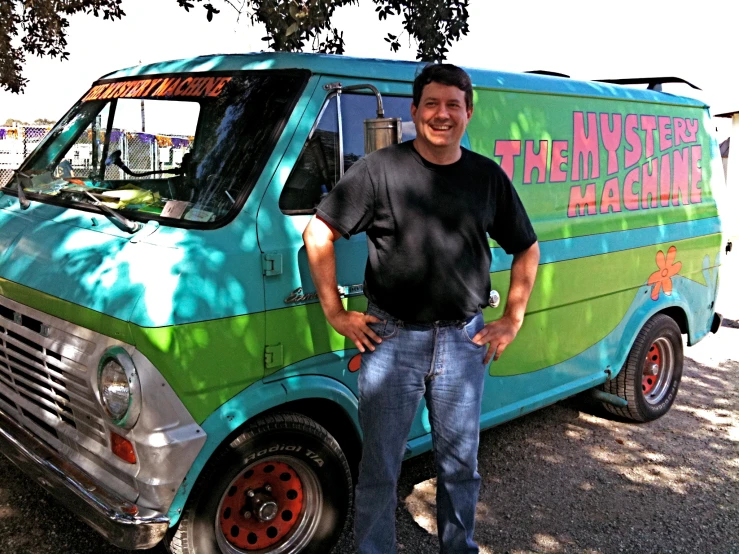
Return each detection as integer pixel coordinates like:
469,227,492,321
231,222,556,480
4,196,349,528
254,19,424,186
322,82,403,156
364,118,402,155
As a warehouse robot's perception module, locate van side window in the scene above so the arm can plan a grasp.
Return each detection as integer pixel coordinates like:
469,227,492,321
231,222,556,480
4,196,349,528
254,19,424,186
339,94,416,175
279,93,415,215
279,96,340,215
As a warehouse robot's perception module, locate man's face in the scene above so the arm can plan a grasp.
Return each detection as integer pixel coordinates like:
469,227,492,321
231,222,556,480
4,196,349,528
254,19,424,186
411,81,473,153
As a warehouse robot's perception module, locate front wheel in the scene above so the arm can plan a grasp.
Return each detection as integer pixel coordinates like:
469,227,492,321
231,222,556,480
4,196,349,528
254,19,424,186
602,314,684,422
166,413,352,554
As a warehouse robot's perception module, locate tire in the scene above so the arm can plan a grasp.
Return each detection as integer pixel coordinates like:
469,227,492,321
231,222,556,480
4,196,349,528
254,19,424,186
165,413,352,554
602,314,683,422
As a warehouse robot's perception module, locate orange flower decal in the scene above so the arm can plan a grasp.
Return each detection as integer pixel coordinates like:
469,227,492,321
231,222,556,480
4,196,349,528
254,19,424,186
348,354,362,372
647,246,682,300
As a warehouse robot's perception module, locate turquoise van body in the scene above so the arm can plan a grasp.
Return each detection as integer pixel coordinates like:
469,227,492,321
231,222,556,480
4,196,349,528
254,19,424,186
0,53,724,553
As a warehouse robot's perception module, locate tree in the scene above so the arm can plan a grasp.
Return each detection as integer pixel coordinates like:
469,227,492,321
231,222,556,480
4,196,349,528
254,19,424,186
1,1,126,93
177,0,469,60
2,0,469,94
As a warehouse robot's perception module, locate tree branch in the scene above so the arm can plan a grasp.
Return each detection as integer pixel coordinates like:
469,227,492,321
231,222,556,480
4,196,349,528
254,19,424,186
2,0,470,93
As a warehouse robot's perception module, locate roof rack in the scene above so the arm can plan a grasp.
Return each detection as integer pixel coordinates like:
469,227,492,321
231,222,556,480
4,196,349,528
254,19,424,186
593,77,701,91
525,70,570,78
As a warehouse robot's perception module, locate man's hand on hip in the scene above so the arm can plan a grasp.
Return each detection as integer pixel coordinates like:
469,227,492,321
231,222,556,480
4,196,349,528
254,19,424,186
473,242,539,364
472,315,522,364
328,310,383,353
303,217,383,353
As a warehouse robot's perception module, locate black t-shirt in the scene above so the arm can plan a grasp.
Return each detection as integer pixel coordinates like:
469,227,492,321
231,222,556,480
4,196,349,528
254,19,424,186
316,141,537,322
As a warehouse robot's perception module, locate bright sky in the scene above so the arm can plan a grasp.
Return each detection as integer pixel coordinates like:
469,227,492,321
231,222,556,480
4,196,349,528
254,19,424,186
2,0,737,139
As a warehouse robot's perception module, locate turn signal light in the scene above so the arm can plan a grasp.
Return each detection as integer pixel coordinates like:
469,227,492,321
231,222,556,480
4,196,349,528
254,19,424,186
120,502,139,516
110,432,137,464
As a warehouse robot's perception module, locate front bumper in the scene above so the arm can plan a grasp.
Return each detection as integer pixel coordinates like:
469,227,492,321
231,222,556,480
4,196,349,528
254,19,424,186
0,407,168,550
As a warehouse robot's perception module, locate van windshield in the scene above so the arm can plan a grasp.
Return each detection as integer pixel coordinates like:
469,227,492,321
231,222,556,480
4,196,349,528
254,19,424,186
4,71,307,228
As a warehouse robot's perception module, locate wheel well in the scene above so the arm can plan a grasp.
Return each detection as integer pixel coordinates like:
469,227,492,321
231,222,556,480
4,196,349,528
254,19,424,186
177,398,361,525
657,307,688,335
263,399,362,483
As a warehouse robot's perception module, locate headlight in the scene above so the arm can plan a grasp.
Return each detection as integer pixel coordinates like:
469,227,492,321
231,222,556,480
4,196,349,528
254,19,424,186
98,347,141,428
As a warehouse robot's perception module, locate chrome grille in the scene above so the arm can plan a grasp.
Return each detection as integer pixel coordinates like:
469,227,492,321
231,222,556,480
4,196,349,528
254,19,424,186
0,302,107,447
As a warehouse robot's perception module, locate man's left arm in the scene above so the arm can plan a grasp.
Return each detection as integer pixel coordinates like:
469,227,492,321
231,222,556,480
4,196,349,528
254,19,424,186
472,241,540,364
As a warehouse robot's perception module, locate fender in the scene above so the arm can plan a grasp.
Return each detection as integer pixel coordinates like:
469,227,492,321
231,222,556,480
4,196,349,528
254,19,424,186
609,286,692,380
166,374,359,525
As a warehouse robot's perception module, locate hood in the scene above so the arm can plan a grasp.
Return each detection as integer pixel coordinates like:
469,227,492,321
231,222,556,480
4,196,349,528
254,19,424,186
0,198,184,328
0,196,262,330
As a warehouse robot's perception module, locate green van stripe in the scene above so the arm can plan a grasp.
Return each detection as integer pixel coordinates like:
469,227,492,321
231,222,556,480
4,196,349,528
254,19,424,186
0,232,721,423
268,233,720,379
131,314,266,424
0,276,264,424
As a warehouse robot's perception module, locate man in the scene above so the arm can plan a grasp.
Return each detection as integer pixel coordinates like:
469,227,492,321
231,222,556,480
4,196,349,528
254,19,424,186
303,64,540,554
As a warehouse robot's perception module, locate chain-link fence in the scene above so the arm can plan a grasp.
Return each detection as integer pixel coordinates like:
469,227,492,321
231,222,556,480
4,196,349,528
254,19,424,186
0,125,51,187
0,124,191,186
78,130,191,181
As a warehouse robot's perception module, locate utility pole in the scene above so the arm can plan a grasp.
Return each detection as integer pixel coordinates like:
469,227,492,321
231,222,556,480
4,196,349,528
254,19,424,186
140,60,146,132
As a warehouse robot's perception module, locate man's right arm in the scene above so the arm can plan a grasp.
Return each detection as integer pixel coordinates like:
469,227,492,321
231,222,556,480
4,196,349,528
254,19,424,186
302,216,382,352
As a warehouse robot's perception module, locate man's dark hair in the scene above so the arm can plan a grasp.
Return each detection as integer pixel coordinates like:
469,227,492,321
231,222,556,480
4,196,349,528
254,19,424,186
412,64,473,109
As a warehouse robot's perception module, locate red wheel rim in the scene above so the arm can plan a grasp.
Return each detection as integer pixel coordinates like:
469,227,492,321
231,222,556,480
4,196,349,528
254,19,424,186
219,460,304,550
643,342,661,394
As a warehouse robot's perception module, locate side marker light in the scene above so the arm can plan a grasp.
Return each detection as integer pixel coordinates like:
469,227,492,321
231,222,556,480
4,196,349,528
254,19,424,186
111,432,137,464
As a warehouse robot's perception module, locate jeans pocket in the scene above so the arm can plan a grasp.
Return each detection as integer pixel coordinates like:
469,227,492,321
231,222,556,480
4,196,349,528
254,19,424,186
461,313,485,347
367,318,399,340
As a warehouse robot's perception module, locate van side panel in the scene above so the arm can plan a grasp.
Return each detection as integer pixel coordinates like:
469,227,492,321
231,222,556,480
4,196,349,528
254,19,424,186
486,231,721,376
465,88,721,371
467,89,718,242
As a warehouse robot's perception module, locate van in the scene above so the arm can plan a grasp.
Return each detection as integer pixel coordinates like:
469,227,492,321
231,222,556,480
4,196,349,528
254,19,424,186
0,53,724,553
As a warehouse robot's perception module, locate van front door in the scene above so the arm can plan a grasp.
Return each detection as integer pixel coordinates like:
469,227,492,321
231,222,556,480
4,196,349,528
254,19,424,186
256,76,415,395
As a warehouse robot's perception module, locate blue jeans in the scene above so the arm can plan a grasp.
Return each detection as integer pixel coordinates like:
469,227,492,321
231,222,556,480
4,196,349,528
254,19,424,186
354,303,487,554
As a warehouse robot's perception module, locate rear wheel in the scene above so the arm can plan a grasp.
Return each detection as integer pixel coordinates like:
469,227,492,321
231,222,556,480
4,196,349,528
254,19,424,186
166,413,352,554
602,314,683,422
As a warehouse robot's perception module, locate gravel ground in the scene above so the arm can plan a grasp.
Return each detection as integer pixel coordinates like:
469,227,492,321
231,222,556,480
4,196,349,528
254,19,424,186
1,256,737,554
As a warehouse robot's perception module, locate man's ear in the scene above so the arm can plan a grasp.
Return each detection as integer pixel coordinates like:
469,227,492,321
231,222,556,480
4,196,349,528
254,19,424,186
410,103,417,119
466,104,474,119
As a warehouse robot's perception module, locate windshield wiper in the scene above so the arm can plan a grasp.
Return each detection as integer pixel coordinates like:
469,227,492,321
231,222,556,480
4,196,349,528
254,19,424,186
9,170,32,210
82,190,142,234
